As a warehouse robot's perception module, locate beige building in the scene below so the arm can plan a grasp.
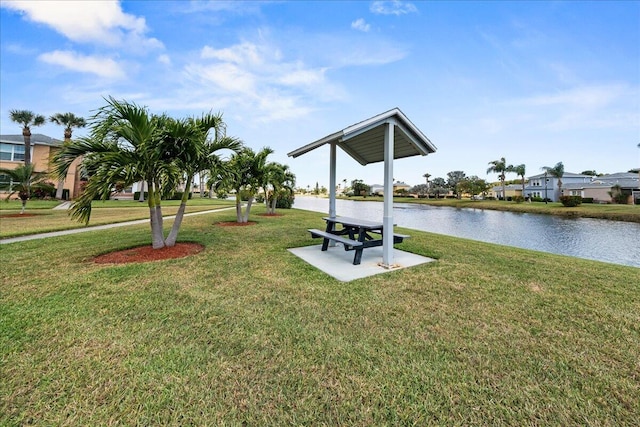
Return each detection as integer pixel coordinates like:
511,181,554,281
1,134,84,200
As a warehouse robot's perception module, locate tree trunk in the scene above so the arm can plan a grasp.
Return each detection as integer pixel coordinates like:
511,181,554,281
235,192,243,222
243,197,254,223
23,128,31,166
149,182,165,249
270,196,277,214
138,181,145,202
165,175,192,247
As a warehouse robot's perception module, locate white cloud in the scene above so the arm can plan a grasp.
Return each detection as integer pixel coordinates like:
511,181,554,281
158,54,171,65
182,40,342,122
521,84,625,110
370,1,417,16
351,18,371,32
1,0,163,50
38,50,126,79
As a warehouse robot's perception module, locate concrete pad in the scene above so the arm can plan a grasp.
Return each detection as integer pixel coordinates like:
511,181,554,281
288,244,435,282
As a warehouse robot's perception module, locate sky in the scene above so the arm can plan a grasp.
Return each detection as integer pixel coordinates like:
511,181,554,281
1,0,639,190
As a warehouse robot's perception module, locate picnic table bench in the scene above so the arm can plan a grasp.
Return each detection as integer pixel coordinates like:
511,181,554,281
307,216,410,265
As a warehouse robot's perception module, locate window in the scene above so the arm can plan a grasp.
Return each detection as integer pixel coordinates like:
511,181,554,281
0,143,25,162
0,173,14,191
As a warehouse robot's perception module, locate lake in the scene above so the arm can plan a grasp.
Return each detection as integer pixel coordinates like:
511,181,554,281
292,196,640,268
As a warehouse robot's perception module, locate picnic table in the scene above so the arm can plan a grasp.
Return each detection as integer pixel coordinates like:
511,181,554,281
308,216,409,265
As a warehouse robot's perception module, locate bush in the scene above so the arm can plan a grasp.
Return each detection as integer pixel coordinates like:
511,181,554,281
560,195,582,207
582,197,594,204
513,195,525,204
276,191,294,209
31,181,56,199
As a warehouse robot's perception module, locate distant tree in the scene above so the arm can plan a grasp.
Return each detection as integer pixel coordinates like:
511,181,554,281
506,163,526,196
351,179,370,196
49,112,87,199
410,183,429,196
542,162,565,197
422,173,431,187
446,171,466,199
263,162,295,214
0,164,50,213
430,177,447,198
457,176,489,199
581,170,597,176
487,157,508,200
9,109,46,166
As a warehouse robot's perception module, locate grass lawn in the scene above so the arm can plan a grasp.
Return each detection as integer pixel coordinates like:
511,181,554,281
343,196,640,223
0,199,234,238
1,207,639,425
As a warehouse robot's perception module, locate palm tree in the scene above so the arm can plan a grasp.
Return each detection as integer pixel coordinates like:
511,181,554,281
225,147,274,223
264,162,296,214
542,162,565,200
507,163,526,197
9,109,46,166
164,114,242,246
0,164,49,213
50,112,87,199
423,173,431,189
53,97,230,249
487,157,508,200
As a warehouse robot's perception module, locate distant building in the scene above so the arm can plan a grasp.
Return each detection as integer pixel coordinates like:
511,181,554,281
370,181,410,196
490,184,523,200
523,172,592,202
563,172,640,204
0,134,85,200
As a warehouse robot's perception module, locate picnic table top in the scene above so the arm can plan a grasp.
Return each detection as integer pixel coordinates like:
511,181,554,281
322,216,384,228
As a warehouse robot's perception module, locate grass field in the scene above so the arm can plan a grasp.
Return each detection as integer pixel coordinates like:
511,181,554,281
1,206,638,425
0,199,234,238
343,196,640,223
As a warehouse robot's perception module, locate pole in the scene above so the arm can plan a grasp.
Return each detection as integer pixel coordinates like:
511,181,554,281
382,120,395,268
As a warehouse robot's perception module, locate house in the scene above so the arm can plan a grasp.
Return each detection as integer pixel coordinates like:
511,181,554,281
370,181,411,196
562,172,640,204
1,134,82,200
523,172,592,202
490,184,523,200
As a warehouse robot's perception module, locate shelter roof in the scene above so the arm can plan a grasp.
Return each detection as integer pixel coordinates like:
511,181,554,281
287,108,436,165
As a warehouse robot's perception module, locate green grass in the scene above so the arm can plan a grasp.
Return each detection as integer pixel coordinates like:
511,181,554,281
0,199,234,238
343,196,640,223
1,207,639,425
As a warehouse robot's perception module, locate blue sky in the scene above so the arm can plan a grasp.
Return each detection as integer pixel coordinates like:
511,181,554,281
1,1,638,189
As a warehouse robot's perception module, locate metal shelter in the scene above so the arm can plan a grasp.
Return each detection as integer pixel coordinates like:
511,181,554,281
288,108,437,268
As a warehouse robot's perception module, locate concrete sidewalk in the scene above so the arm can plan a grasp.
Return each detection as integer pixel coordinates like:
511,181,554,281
1,206,236,245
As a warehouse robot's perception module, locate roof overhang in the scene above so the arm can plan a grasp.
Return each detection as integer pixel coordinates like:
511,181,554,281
287,108,437,165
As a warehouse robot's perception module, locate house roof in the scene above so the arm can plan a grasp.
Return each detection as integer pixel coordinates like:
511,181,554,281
0,134,62,147
287,108,437,165
527,171,590,179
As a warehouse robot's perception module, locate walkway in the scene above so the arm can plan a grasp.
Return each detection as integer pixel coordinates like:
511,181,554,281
1,206,236,245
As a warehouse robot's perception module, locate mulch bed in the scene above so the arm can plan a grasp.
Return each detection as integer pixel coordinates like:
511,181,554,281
216,221,257,226
94,242,205,264
258,213,283,217
0,213,39,218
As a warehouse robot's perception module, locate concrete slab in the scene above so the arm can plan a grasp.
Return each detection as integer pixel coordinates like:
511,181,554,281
288,244,435,282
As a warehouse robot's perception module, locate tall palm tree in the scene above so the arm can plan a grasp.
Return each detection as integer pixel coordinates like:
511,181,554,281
507,163,526,196
53,97,225,249
541,162,565,200
50,112,86,199
264,162,296,214
9,109,46,166
164,114,242,246
423,173,431,189
487,157,508,200
0,164,49,213
225,146,274,223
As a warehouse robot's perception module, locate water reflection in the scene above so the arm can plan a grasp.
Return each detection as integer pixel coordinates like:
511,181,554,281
293,196,640,268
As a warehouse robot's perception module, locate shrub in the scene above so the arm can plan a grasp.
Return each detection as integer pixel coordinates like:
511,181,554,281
582,197,594,204
513,195,525,203
560,195,582,207
31,181,56,199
